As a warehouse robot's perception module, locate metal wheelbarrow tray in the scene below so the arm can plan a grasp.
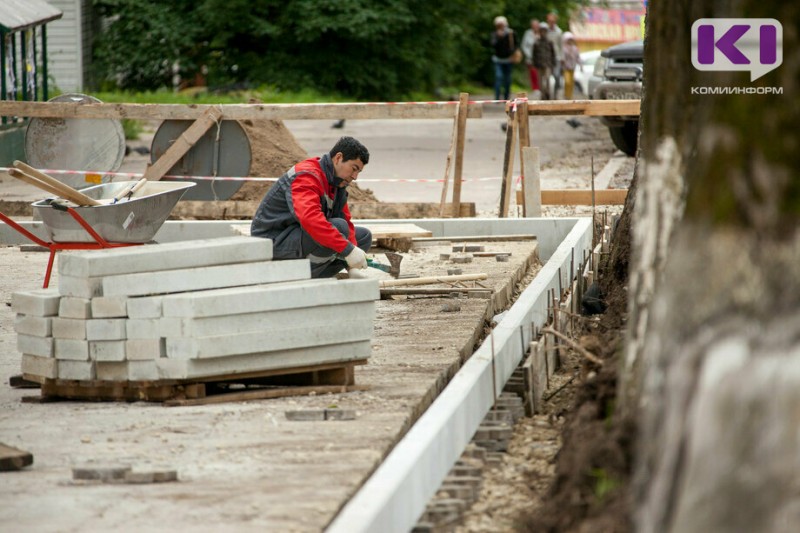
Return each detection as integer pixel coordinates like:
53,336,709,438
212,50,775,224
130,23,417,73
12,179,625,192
32,181,195,243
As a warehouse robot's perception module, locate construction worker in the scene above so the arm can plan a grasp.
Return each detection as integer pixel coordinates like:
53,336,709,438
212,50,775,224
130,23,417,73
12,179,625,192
251,136,371,278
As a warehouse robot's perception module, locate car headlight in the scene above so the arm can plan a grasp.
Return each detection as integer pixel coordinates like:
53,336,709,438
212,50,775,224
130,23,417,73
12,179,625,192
593,56,607,78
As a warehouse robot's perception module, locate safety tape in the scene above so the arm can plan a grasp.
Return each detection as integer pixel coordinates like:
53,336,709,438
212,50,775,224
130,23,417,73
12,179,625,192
1,167,507,183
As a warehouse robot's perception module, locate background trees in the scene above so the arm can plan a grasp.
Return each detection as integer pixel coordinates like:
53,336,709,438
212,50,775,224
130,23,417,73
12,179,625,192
92,0,585,99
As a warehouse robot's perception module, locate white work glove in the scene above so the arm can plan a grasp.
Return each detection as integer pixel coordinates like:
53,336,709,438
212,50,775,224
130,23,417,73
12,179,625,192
344,247,368,269
347,268,369,279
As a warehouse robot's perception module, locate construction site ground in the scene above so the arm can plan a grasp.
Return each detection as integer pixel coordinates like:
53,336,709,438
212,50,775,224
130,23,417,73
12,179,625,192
0,237,540,531
1,103,636,531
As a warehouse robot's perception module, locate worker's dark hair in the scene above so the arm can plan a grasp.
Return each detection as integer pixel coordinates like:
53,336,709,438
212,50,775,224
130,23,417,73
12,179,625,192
330,136,370,164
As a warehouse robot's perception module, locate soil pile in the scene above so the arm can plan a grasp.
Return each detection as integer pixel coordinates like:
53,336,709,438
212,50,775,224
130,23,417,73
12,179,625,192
232,119,378,203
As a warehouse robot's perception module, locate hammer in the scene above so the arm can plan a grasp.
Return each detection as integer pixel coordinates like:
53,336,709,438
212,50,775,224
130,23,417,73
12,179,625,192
366,252,403,278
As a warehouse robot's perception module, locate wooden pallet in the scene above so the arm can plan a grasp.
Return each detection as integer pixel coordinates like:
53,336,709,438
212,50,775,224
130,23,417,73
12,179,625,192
22,359,369,406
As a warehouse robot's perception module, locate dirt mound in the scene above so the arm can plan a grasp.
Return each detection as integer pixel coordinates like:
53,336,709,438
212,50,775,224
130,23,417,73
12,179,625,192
231,119,378,203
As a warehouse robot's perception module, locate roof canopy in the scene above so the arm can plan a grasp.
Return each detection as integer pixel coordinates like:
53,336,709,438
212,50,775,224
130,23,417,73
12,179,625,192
0,0,62,33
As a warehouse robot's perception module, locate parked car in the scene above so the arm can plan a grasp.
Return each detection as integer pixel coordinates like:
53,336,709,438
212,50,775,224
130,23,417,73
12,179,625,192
592,40,643,156
575,49,602,98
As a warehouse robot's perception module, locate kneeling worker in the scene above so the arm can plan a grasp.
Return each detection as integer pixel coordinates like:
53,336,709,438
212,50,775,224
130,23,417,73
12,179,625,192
251,136,372,278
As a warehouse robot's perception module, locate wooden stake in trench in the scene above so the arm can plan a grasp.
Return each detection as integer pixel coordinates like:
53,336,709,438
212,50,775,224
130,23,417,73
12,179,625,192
515,93,531,217
498,102,517,218
439,93,469,218
450,92,470,218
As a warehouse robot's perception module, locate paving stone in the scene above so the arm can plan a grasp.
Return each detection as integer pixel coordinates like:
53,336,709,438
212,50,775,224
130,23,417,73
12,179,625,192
156,340,371,380
52,317,87,340
58,276,103,298
21,354,58,379
125,339,164,360
59,297,92,319
14,315,52,337
127,361,158,381
54,339,90,361
127,296,163,319
58,360,95,380
126,319,160,339
58,236,273,278
86,319,127,341
165,317,374,359
163,301,374,338
100,259,310,297
161,278,378,317
123,470,178,484
17,334,53,358
11,288,60,316
91,297,128,318
72,465,131,481
90,341,126,362
285,410,326,421
95,361,129,380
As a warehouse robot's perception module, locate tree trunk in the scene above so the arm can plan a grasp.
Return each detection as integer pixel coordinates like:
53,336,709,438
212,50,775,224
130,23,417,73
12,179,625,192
623,1,800,532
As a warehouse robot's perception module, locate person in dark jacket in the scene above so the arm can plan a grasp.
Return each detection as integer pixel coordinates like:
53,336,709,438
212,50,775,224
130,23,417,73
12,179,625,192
251,136,371,278
532,26,557,100
490,15,517,101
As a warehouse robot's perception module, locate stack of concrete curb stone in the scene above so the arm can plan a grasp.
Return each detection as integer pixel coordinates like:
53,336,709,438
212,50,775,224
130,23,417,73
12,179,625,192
12,236,378,384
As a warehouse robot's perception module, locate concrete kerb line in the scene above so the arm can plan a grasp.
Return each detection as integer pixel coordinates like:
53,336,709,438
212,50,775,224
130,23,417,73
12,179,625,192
325,217,593,533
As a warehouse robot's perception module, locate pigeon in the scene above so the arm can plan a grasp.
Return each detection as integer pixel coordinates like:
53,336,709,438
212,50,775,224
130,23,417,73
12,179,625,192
331,119,346,129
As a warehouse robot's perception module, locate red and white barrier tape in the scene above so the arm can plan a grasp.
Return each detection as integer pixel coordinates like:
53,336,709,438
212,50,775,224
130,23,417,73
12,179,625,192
1,167,506,183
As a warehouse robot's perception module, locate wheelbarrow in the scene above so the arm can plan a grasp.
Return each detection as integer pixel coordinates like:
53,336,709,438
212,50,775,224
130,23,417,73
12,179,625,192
1,165,195,287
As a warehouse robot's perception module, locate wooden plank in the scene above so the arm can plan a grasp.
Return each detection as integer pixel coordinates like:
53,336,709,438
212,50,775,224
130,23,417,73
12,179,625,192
516,93,531,217
526,99,640,117
516,189,628,205
361,223,433,239
439,98,460,216
498,106,517,218
350,202,475,219
0,101,483,121
451,92,470,218
521,146,542,216
411,234,536,243
144,107,222,181
163,384,369,407
379,273,487,288
380,287,492,296
0,443,34,471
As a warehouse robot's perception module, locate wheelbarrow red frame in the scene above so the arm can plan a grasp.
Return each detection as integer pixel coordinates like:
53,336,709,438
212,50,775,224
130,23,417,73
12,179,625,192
0,205,141,289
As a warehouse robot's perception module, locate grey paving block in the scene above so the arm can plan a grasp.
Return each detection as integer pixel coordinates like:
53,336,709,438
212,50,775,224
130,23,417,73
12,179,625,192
125,339,164,360
11,289,60,317
156,340,372,380
166,318,374,359
58,360,95,380
86,319,127,341
21,354,58,379
163,301,374,338
95,361,129,380
161,278,378,317
128,361,158,381
14,315,52,337
126,296,163,319
91,297,128,318
90,341,126,362
54,339,90,361
17,334,53,358
52,317,87,340
58,236,273,278
101,259,310,297
125,319,160,340
59,276,103,298
72,465,131,481
59,297,92,319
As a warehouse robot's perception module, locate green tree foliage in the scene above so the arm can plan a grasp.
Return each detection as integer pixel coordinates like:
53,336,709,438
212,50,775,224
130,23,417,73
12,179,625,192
92,0,586,99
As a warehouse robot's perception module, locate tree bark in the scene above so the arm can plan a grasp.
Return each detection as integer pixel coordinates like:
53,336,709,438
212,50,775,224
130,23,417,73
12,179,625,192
623,1,800,531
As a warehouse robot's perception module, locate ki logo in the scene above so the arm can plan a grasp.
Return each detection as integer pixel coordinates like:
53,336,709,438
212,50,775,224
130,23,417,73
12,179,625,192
691,18,783,81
